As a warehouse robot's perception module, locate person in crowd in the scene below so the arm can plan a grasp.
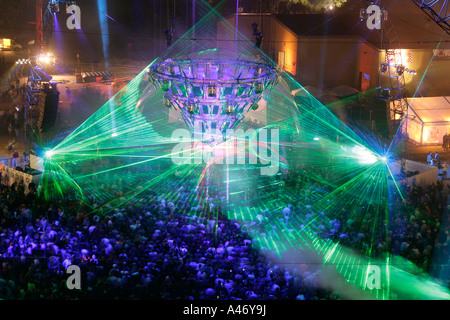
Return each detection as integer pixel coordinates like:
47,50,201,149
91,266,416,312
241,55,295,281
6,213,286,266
11,149,19,169
427,152,433,165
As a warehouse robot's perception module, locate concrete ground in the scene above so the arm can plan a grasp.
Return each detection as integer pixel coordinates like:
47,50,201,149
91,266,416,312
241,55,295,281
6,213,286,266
0,60,144,165
403,141,449,164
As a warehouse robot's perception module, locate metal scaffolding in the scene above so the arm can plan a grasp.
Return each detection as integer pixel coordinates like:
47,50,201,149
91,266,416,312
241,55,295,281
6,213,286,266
411,0,450,34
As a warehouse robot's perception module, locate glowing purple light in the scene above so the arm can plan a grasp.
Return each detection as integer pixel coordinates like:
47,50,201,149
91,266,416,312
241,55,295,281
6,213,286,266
150,55,278,145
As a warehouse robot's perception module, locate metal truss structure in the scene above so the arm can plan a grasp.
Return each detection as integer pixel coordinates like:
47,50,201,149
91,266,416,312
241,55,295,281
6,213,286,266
150,55,279,145
380,50,411,138
411,0,450,34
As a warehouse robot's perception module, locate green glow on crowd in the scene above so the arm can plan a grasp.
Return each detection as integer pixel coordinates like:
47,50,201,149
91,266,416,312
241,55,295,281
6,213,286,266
37,0,449,300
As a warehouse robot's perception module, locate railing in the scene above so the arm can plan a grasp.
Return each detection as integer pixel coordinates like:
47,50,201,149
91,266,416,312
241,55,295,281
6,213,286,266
0,155,28,170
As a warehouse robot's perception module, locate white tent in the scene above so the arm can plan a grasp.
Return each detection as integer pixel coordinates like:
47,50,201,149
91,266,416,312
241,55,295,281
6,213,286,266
403,96,450,146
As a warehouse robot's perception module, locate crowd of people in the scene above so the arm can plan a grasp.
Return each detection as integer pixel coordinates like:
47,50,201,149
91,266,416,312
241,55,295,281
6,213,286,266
0,154,448,300
278,166,448,281
427,151,440,166
0,162,340,300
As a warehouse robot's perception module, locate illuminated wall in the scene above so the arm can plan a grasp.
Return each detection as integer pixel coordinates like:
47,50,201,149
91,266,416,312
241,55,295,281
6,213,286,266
403,97,450,145
379,49,450,97
220,13,298,76
359,42,379,91
297,36,375,90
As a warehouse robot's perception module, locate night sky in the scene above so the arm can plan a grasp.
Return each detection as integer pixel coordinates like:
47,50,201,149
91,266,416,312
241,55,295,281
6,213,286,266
0,0,448,64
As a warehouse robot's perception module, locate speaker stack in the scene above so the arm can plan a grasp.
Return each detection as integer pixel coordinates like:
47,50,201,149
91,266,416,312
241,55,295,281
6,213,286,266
40,83,60,131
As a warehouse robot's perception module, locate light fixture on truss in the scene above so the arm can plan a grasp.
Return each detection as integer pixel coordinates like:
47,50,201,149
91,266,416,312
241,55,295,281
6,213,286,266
149,53,279,145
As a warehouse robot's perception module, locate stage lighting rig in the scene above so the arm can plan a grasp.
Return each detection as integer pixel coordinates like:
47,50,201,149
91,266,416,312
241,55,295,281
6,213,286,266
360,7,388,21
396,65,405,76
49,1,60,14
404,68,417,75
48,1,77,14
149,53,279,145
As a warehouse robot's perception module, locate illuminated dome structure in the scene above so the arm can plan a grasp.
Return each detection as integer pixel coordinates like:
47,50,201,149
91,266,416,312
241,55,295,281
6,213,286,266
149,51,279,145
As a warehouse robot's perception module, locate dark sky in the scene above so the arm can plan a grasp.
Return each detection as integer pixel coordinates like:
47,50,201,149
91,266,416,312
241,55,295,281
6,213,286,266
0,0,200,62
1,0,448,63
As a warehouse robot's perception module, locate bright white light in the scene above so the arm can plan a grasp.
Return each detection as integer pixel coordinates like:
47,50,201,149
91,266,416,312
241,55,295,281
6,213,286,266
38,53,54,64
380,156,387,163
111,132,118,137
40,56,51,64
45,150,55,159
314,137,320,141
351,146,377,165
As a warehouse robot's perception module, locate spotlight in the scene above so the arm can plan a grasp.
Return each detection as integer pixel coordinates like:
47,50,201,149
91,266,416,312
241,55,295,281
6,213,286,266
314,137,320,141
405,68,417,75
187,104,196,114
208,86,216,97
66,1,76,10
225,105,235,114
111,132,118,137
380,63,388,74
38,52,54,64
221,121,229,133
396,65,405,76
380,156,387,163
49,1,59,14
39,56,49,64
360,9,366,20
351,146,377,165
379,88,390,100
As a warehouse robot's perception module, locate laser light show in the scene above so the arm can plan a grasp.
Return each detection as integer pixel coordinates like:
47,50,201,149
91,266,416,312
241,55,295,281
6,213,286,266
0,0,449,313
